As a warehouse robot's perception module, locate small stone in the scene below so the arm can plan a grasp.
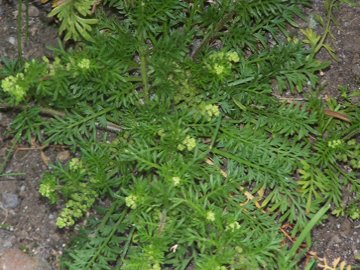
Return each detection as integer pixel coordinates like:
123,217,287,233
7,37,16,46
339,218,352,237
56,151,71,162
1,193,20,209
351,63,360,79
0,248,52,270
28,5,40,17
19,185,26,197
0,231,16,251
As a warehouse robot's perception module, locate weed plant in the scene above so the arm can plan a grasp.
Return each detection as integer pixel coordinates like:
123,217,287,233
0,0,359,269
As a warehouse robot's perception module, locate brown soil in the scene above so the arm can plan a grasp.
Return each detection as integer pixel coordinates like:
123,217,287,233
0,1,359,269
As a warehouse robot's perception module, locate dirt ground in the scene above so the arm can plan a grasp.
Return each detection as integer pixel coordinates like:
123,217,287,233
0,1,359,269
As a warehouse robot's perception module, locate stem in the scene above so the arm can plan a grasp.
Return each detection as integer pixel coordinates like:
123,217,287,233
0,103,122,132
211,147,283,178
67,108,112,129
17,0,23,61
139,46,150,101
25,0,29,44
288,205,329,259
312,0,336,59
84,208,129,270
0,103,65,117
0,172,25,178
191,11,235,59
117,226,135,268
0,137,19,175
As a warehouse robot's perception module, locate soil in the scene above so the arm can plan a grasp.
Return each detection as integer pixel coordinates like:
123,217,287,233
0,1,359,269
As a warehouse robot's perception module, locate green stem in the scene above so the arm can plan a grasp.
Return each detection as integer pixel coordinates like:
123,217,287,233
139,46,149,101
67,108,112,129
117,226,135,268
288,205,329,259
211,147,283,178
84,208,128,270
17,0,23,61
0,137,19,175
313,0,336,58
25,0,29,44
0,104,122,132
191,11,235,59
0,172,25,178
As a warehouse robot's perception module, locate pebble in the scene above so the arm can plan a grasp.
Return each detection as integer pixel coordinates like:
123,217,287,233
7,37,16,46
0,248,51,270
56,151,71,162
1,193,20,209
351,62,360,79
0,231,16,250
28,6,40,17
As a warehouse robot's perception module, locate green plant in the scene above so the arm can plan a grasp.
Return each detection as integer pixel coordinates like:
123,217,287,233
1,0,359,269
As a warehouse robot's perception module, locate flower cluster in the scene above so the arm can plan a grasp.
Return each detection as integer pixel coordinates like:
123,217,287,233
125,194,138,209
42,56,63,76
336,139,360,169
328,139,343,149
77,58,91,70
56,188,97,228
39,174,58,204
171,176,181,186
150,263,161,270
177,136,196,151
206,211,215,222
1,73,27,103
225,221,241,231
69,158,86,173
200,103,220,120
206,50,240,78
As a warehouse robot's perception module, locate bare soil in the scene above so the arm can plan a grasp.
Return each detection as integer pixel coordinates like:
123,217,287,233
0,1,359,269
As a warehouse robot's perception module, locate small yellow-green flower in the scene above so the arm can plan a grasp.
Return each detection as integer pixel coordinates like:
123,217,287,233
69,158,83,172
90,177,100,184
225,221,241,231
158,129,165,139
39,183,54,199
56,208,75,228
1,73,27,103
172,176,181,186
213,64,225,76
151,263,161,270
178,136,196,151
206,211,215,222
201,104,220,119
227,51,240,62
328,139,343,149
347,139,356,146
77,58,91,70
125,194,138,209
49,57,63,76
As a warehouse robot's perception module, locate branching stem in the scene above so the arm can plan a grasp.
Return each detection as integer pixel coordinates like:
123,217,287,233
0,103,122,132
